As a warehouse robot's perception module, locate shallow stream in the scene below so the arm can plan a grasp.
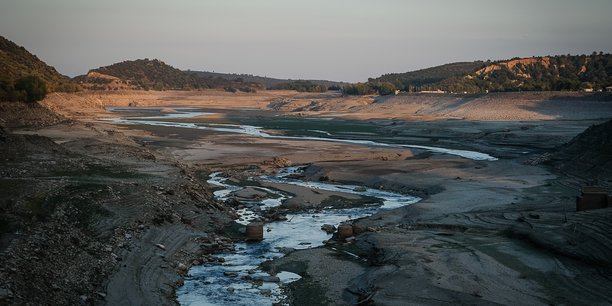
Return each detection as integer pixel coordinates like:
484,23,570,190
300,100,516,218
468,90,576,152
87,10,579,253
101,107,498,161
177,168,421,306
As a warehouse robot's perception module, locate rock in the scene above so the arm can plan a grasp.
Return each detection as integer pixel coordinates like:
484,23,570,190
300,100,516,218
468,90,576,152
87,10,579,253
321,224,336,234
177,263,188,272
174,279,185,288
227,287,235,292
276,247,295,254
224,271,239,277
353,186,367,192
338,224,354,241
96,292,106,299
260,289,272,296
192,259,201,265
246,222,264,241
155,243,166,250
352,224,365,235
124,233,132,239
234,188,268,200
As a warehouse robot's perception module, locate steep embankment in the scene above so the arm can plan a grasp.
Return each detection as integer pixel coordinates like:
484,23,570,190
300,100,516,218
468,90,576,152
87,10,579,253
550,118,612,185
0,98,232,305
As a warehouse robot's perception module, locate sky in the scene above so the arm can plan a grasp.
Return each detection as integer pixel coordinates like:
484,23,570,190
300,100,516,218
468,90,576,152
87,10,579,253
1,0,611,82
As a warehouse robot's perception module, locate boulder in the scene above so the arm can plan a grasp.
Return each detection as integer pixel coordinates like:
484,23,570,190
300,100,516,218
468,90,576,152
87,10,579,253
246,222,264,241
337,224,354,241
321,224,336,234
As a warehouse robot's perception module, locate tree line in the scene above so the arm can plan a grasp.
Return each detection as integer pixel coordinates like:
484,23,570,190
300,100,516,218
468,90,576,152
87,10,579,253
350,53,612,95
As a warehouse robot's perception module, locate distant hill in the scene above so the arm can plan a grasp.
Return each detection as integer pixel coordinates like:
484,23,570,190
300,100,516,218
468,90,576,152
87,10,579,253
0,35,77,93
365,53,612,94
76,59,343,92
373,61,486,91
187,70,346,89
75,58,262,91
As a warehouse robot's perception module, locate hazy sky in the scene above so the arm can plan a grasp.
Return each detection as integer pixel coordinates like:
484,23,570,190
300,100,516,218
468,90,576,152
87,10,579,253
1,0,611,82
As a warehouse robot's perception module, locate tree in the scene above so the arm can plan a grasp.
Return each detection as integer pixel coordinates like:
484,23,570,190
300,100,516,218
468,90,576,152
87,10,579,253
14,75,47,102
377,82,397,95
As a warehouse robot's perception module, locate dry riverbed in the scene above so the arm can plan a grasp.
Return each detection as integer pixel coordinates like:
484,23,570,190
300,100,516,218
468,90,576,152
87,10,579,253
2,90,612,305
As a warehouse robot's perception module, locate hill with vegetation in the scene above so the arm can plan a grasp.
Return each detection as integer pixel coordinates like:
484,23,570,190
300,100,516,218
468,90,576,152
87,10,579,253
0,35,78,101
187,70,346,90
373,61,486,92
78,60,345,92
76,59,262,92
354,53,612,95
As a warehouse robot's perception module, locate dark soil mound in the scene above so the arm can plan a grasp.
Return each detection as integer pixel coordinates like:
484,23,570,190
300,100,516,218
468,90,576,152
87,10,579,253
551,119,612,186
0,101,67,128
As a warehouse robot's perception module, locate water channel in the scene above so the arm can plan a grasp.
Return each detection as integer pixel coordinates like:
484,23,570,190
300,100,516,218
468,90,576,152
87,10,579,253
99,107,497,305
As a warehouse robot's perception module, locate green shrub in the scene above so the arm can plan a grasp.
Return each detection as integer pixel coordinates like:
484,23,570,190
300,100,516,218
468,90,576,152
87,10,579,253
14,75,47,102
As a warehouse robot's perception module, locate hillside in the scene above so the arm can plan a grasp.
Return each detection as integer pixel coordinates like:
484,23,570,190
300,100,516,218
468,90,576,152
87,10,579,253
187,70,346,89
447,54,612,93
77,59,344,92
0,35,77,94
373,61,486,91
366,53,612,94
76,59,262,91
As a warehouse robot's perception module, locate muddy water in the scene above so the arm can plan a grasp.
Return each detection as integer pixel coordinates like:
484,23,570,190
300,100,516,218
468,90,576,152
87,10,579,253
177,168,420,306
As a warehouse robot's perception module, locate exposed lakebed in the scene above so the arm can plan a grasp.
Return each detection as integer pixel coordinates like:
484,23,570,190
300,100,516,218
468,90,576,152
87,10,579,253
99,107,499,305
101,107,498,161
